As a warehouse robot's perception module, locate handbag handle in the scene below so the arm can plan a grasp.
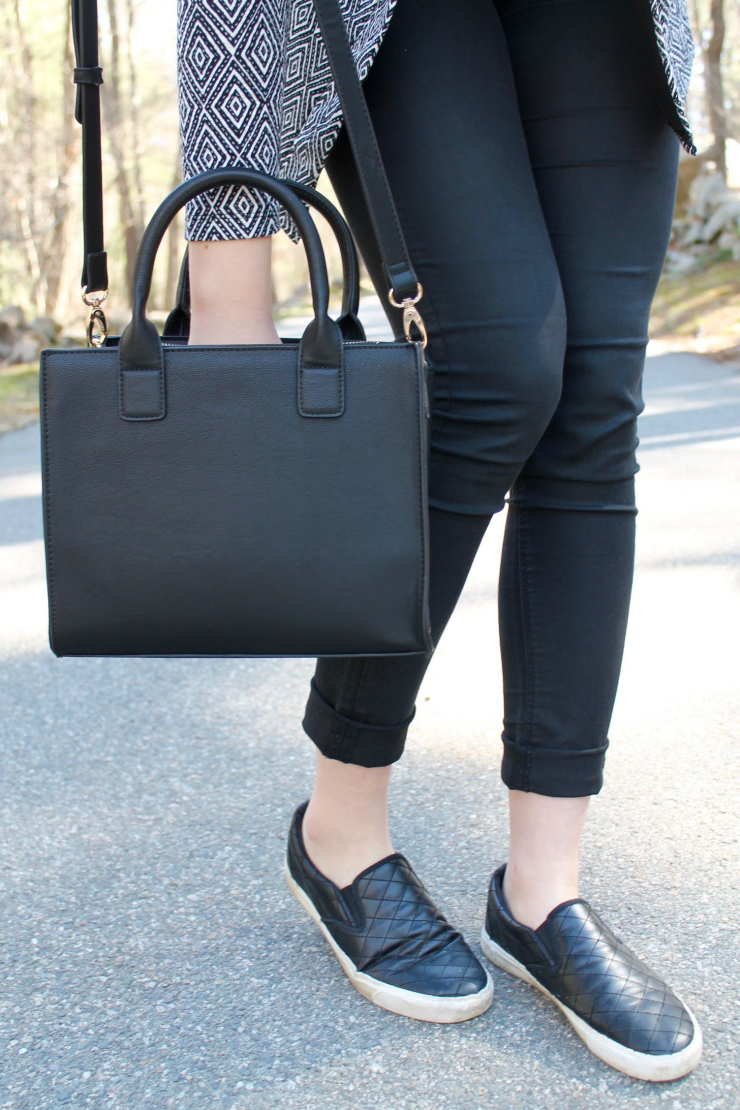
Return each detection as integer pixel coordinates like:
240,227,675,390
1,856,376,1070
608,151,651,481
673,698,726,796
289,179,362,322
163,179,365,342
120,164,343,395
73,0,425,342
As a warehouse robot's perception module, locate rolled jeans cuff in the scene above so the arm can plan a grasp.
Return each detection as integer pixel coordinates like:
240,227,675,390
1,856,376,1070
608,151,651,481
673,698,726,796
302,680,414,767
501,735,609,796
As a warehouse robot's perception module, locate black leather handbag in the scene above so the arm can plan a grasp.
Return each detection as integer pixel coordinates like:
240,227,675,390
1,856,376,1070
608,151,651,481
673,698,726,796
40,0,431,658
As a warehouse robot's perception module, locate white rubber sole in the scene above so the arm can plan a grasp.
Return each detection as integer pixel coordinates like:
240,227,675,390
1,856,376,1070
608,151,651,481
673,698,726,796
284,860,493,1022
480,928,702,1081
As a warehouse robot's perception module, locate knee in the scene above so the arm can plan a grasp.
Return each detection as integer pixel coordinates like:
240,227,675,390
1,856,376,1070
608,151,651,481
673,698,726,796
496,283,567,444
427,281,566,512
521,317,565,433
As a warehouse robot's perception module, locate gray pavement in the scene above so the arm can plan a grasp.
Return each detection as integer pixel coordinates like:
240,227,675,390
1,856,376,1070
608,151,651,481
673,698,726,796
1,323,739,1109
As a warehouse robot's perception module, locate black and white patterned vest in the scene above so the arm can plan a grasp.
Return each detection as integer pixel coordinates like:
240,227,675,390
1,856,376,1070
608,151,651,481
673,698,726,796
177,0,695,241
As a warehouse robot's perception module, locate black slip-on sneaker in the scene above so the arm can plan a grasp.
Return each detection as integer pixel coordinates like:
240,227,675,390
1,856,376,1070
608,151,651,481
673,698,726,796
481,865,702,1081
285,803,493,1023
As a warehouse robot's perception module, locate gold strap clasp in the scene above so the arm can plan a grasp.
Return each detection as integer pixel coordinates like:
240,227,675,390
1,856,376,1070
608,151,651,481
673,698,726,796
83,288,109,348
388,284,428,348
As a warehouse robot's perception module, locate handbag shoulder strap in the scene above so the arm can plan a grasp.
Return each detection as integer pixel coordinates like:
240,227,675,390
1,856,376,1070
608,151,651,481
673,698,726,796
72,0,107,297
71,0,423,326
311,0,421,307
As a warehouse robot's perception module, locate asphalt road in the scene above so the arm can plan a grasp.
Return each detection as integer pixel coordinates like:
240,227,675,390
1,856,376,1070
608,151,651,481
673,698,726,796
1,321,739,1109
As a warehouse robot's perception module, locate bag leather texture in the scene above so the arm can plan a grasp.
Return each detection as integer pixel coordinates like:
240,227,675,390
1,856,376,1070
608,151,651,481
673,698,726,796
41,173,431,658
41,333,430,656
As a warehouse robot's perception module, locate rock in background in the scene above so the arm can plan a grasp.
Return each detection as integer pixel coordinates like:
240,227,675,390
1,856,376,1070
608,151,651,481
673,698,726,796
0,307,83,367
667,165,740,275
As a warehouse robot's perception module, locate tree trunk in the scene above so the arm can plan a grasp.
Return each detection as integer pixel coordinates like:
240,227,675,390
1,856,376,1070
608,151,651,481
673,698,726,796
103,0,143,306
44,7,78,317
124,0,146,232
703,0,727,179
12,0,44,312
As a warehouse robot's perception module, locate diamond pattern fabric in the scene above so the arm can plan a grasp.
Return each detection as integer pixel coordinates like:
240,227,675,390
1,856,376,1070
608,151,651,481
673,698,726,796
177,0,695,242
177,0,396,241
288,803,488,998
486,865,695,1056
650,0,696,152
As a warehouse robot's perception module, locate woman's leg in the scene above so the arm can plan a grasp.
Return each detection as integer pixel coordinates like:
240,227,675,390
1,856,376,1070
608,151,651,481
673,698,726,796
481,21,700,1057
500,496,636,926
479,4,699,1082
490,0,680,926
304,0,566,887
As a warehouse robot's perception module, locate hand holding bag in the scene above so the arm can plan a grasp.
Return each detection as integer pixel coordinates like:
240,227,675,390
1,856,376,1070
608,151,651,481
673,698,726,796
40,0,432,658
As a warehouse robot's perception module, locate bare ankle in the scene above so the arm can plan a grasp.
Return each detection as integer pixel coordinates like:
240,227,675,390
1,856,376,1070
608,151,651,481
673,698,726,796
302,810,393,889
504,790,589,929
302,753,395,888
503,861,580,930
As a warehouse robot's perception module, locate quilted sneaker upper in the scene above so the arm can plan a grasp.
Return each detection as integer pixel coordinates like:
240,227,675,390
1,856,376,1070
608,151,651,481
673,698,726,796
486,865,695,1056
288,803,487,998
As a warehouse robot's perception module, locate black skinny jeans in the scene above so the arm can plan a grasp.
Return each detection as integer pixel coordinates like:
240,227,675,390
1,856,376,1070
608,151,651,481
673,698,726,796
303,0,679,796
